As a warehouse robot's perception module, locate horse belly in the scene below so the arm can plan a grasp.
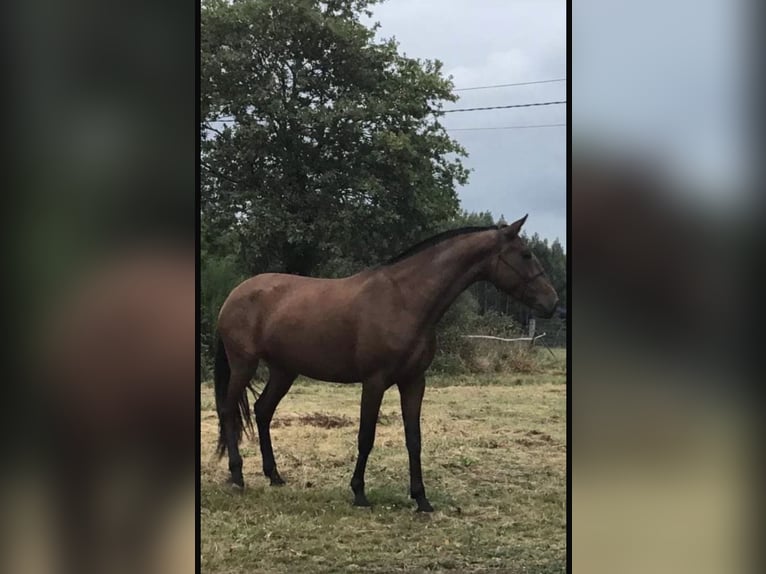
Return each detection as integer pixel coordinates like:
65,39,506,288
262,318,361,383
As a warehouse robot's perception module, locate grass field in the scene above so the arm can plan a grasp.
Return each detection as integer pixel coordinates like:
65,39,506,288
201,350,566,573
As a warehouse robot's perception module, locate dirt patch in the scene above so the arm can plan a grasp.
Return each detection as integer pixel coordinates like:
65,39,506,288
514,429,555,447
514,438,536,447
271,411,398,429
376,412,398,425
272,412,354,429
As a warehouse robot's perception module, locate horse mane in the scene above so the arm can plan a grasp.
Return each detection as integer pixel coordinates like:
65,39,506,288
385,225,499,265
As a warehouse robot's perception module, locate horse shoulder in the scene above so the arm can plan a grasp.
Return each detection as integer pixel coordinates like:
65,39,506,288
352,272,427,356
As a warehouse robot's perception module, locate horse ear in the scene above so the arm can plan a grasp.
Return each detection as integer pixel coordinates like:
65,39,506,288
503,214,528,238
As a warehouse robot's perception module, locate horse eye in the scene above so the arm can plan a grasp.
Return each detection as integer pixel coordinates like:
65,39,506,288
522,252,532,260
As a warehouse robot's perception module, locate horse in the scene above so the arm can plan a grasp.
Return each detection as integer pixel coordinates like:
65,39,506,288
214,215,558,512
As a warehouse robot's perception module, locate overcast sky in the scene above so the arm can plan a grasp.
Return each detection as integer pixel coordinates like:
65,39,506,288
367,0,567,247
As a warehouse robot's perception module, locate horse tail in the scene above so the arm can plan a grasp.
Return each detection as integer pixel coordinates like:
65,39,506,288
214,335,257,458
213,336,231,458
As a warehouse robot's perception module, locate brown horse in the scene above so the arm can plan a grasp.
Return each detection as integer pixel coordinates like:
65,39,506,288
215,215,558,512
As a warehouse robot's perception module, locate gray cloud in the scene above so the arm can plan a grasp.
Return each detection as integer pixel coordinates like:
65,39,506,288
368,0,567,247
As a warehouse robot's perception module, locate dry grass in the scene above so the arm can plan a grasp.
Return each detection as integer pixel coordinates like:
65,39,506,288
200,360,566,573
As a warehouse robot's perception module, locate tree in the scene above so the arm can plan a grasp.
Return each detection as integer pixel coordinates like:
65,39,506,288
442,209,496,230
201,0,469,276
200,218,248,368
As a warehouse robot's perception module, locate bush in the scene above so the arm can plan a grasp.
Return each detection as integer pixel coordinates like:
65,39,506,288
430,293,542,375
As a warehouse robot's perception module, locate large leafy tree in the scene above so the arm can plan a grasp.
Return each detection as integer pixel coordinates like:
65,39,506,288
201,0,469,276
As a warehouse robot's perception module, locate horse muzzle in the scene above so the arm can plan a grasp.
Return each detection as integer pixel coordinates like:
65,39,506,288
533,298,559,319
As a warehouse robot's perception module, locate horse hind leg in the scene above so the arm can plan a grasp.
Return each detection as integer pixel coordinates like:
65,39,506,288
255,366,296,486
221,358,258,489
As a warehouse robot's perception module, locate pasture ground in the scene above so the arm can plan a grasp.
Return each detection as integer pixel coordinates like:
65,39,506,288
201,350,566,573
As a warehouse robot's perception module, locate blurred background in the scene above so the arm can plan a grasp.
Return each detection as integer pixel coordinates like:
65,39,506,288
573,0,759,573
4,0,194,573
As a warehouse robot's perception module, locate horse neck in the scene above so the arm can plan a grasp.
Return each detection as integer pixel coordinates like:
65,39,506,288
387,231,497,329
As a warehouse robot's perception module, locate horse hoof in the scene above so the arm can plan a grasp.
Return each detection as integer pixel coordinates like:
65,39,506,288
416,502,434,513
227,478,245,491
353,497,372,508
270,477,285,486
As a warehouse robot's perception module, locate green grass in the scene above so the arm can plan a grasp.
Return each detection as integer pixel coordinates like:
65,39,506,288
201,357,566,573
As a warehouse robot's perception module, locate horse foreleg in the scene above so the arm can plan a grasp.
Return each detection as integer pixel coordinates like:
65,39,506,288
398,375,433,512
350,376,387,507
254,367,296,486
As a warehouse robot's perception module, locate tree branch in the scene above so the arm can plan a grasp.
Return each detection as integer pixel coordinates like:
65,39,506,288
201,161,242,186
203,123,227,138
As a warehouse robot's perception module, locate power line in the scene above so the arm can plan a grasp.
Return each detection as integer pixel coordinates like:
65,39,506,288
441,100,567,114
447,123,566,131
207,99,568,125
454,78,566,92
